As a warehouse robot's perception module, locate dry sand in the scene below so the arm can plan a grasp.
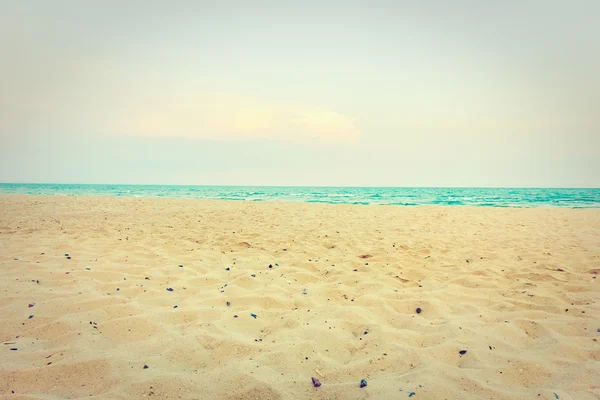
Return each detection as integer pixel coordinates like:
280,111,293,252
1,195,599,400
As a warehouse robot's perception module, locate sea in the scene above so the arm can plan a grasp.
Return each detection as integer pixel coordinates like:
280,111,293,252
0,183,598,208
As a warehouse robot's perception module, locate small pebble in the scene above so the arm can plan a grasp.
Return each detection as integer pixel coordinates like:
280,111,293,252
178,265,183,268
226,301,231,307
364,330,368,335
459,350,467,355
64,254,69,257
234,315,238,318
360,379,367,388
408,392,416,397
10,348,18,351
250,313,257,319
166,288,174,292
226,267,230,271
416,308,422,314
116,288,120,291
269,264,273,268
173,305,178,308
311,377,321,387
66,256,71,259
28,315,34,319
143,365,149,369
28,303,35,308
251,274,256,277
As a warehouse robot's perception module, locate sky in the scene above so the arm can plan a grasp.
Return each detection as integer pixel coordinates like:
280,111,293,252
1,0,599,187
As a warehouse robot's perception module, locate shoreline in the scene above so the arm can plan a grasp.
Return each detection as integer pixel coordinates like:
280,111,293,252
1,185,598,209
1,193,598,210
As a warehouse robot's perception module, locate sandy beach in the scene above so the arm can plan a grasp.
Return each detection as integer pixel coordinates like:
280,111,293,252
1,195,599,399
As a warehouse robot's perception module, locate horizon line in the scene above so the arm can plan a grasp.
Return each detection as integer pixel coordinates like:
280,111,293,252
1,182,598,190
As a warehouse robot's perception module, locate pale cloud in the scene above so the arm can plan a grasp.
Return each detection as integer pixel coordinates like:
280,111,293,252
121,95,361,142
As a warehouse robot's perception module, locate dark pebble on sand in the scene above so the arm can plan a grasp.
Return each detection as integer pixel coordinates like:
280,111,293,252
312,377,321,387
360,379,368,388
143,365,149,369
28,303,35,308
408,392,416,397
226,301,231,307
251,274,256,277
28,315,34,319
364,330,368,335
459,350,467,355
10,348,18,351
64,254,69,256
269,264,273,268
173,305,178,308
226,267,230,271
416,308,422,314
250,313,257,319
66,256,71,259
166,288,173,291
116,288,120,291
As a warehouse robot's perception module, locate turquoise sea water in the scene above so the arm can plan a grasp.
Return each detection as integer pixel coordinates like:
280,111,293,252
0,184,598,208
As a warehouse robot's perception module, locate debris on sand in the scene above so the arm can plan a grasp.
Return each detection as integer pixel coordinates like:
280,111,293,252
311,377,321,387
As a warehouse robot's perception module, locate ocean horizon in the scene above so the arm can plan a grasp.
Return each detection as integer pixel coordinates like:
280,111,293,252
1,183,598,208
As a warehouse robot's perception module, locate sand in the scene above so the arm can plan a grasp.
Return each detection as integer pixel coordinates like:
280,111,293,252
0,195,599,400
